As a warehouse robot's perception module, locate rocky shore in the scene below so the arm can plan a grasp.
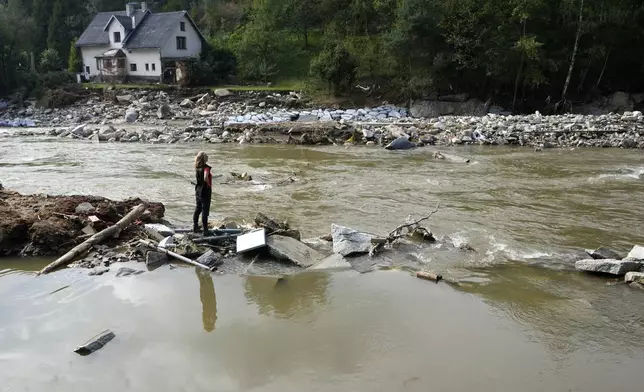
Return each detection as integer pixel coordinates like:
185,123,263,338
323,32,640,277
2,88,644,149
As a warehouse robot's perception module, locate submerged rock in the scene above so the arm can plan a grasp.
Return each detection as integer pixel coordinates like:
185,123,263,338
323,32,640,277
266,235,324,267
146,250,168,270
116,267,144,277
626,245,644,260
74,329,115,356
625,272,644,284
331,224,372,256
308,254,351,271
575,259,642,275
196,250,222,268
385,136,416,150
585,247,623,260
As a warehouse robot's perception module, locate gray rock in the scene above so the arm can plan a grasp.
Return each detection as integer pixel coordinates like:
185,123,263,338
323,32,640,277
626,245,644,260
266,235,325,267
125,108,138,123
575,259,642,275
308,254,352,271
585,247,623,260
331,224,372,256
214,88,232,97
385,136,416,150
196,250,222,268
116,267,144,277
74,329,115,356
88,266,109,276
146,251,168,270
196,93,211,105
297,114,318,122
75,202,96,214
625,272,644,284
157,104,172,119
180,98,194,108
116,94,134,104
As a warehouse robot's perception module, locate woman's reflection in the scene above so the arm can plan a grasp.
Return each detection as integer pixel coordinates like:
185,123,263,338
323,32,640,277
195,267,217,332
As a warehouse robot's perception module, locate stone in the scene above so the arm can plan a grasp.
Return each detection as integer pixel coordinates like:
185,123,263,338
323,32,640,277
625,272,644,284
575,259,642,275
627,245,644,260
214,88,232,97
144,223,174,241
116,95,133,104
74,329,115,356
71,123,87,136
621,138,637,148
125,108,138,123
266,235,325,267
88,266,109,276
196,93,211,105
259,102,266,108
196,250,222,268
206,104,217,111
116,267,144,277
157,104,172,119
146,251,168,269
75,202,96,214
297,114,318,122
585,247,623,260
331,224,372,256
385,136,416,150
308,254,352,271
180,98,194,108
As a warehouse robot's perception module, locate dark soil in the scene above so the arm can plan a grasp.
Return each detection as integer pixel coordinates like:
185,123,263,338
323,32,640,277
0,189,165,257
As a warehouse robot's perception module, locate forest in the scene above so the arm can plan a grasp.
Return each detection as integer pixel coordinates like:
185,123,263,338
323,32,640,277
1,0,644,110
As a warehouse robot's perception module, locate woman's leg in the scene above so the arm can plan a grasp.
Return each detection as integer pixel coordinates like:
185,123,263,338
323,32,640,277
193,194,203,231
201,191,211,234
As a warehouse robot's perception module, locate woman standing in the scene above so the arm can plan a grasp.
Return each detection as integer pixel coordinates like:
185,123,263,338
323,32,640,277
193,151,213,235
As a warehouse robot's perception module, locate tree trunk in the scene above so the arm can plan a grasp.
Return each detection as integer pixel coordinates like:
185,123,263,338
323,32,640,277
513,19,528,111
595,44,613,88
38,204,147,275
561,0,584,102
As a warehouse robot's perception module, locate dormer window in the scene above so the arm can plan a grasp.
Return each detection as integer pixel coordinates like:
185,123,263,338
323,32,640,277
180,22,185,31
114,32,121,43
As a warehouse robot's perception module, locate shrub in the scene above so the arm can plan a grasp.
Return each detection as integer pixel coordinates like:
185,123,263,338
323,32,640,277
309,44,358,95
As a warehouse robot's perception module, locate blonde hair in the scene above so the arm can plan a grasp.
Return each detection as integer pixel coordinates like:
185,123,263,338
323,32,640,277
194,151,208,168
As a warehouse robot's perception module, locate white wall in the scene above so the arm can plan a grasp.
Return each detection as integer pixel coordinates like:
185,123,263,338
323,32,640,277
80,46,109,76
126,49,162,78
160,14,202,59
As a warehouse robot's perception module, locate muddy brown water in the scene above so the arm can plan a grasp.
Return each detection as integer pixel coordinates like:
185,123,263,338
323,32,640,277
1,135,644,391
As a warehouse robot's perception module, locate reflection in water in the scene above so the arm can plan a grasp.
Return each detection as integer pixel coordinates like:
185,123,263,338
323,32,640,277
243,272,330,319
195,268,217,332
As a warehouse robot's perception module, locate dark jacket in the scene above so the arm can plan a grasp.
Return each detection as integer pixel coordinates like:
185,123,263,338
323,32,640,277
195,164,212,196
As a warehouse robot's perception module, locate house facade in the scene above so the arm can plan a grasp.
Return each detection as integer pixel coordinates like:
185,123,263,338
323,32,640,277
76,2,205,83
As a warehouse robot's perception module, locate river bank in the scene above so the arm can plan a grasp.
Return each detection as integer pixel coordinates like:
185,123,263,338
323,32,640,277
2,88,644,149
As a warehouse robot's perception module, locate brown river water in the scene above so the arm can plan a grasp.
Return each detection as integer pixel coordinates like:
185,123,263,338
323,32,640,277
1,135,644,391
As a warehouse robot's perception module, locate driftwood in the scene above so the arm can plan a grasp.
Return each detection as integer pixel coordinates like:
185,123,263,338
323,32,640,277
370,204,440,256
38,204,147,275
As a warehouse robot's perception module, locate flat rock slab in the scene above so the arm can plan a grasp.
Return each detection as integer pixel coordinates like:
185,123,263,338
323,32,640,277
627,245,644,260
146,251,168,270
585,247,623,260
625,272,644,283
74,329,115,356
308,254,352,271
266,235,325,267
332,224,372,256
575,259,642,276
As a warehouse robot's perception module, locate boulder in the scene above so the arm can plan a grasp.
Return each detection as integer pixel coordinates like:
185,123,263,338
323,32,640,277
297,114,318,122
116,94,133,104
125,108,138,123
266,235,325,267
606,91,633,113
146,251,168,270
196,250,222,268
75,202,96,214
626,245,644,260
625,272,644,284
214,88,232,97
308,254,352,271
331,224,372,256
179,98,194,108
575,259,642,275
410,98,487,118
385,136,416,150
157,104,172,119
585,247,623,260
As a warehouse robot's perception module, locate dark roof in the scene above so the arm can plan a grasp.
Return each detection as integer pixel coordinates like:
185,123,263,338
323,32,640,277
77,10,205,49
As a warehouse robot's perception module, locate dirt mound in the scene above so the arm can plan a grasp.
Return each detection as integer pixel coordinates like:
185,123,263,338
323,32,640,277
0,189,165,257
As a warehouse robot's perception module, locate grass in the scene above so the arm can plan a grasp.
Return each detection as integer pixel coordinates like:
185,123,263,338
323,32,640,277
81,79,307,93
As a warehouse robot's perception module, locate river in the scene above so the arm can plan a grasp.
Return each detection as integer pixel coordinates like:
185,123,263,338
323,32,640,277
1,135,644,391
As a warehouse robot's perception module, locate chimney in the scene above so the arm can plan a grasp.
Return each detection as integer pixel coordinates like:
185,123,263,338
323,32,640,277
141,2,148,12
125,2,136,17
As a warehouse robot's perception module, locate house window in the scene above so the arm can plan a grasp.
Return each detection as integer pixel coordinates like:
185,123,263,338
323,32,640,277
152,63,156,71
145,63,149,71
117,59,125,68
176,36,187,50
85,66,90,73
180,22,185,31
130,63,137,72
114,32,121,43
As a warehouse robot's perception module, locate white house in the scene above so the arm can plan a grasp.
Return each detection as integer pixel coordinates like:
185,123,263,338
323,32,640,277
76,2,206,83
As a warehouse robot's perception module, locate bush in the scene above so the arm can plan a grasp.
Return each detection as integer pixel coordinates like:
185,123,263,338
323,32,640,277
180,44,237,87
309,44,358,95
40,49,63,72
68,38,82,73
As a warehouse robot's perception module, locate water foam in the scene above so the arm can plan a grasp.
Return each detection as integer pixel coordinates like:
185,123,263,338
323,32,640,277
591,166,644,182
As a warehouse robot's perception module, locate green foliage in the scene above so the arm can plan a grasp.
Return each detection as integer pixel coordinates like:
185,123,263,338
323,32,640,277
67,38,82,73
39,49,63,72
310,43,358,94
182,43,238,86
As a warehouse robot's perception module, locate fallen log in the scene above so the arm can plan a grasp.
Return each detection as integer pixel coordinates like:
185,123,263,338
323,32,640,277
38,204,147,275
138,240,214,271
416,271,442,283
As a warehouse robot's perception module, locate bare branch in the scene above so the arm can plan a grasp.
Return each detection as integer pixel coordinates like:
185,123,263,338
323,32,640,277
387,203,440,240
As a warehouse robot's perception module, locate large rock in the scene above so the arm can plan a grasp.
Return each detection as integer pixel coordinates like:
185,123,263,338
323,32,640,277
308,254,352,271
266,235,325,267
297,114,318,122
196,250,222,268
116,94,134,104
157,104,172,119
75,202,96,214
585,247,623,260
626,245,644,260
385,136,416,150
625,272,644,284
179,98,194,108
410,99,487,118
146,251,168,270
214,88,232,97
575,259,642,275
125,108,138,123
331,224,372,256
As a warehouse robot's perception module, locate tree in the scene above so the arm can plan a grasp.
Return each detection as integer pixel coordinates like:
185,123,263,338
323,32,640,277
0,0,36,95
40,48,63,72
310,43,358,95
47,0,67,60
67,38,82,73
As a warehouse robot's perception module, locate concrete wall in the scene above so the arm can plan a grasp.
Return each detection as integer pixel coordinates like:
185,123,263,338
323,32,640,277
125,49,162,78
160,14,202,59
80,46,109,76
